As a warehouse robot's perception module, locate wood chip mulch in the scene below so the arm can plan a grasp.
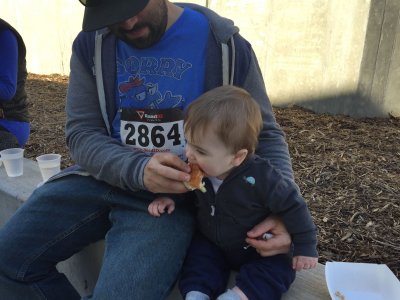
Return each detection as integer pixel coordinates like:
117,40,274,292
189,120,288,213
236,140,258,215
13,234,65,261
25,73,400,279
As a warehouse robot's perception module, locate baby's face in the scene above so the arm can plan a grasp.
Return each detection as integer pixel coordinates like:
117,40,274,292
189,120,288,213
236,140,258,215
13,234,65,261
185,128,236,180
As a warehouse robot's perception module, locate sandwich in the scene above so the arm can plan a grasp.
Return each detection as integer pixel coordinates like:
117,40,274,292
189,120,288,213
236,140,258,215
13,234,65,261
184,163,207,193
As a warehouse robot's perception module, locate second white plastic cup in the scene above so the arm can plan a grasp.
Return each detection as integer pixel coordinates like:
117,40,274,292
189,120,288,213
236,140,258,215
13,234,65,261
36,154,61,181
0,148,24,177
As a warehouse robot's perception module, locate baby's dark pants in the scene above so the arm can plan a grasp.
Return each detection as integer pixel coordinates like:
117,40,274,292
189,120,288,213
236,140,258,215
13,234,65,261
179,233,295,300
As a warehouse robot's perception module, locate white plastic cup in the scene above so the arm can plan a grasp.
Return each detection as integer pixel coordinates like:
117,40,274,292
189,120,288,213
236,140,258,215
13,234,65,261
0,148,24,177
36,154,61,181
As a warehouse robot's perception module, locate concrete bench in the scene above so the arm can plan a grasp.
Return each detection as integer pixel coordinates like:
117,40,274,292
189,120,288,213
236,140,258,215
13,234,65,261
0,158,331,299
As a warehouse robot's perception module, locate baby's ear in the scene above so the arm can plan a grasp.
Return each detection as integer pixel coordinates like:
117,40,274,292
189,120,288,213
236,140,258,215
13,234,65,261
232,149,248,166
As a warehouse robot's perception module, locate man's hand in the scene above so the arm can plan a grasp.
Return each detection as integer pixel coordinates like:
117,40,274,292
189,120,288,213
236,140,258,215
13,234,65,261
245,215,291,256
144,153,191,193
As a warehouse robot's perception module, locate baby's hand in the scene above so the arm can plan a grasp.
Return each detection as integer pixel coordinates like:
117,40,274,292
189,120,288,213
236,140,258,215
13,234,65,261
292,256,318,271
148,197,175,217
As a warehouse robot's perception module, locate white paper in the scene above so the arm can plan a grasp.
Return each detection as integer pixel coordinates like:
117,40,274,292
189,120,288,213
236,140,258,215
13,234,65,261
325,262,400,300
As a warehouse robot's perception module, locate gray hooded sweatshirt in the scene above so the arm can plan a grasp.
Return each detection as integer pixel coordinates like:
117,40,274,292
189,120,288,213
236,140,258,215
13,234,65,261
60,3,295,194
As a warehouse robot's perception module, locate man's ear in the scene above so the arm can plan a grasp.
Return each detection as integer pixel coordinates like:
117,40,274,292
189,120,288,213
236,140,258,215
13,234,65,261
232,149,248,167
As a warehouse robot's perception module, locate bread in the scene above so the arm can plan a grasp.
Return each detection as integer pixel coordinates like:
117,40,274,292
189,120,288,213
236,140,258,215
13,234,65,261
184,163,207,193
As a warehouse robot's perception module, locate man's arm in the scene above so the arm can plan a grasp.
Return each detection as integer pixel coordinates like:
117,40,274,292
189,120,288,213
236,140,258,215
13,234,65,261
241,46,294,180
65,44,151,191
234,36,294,254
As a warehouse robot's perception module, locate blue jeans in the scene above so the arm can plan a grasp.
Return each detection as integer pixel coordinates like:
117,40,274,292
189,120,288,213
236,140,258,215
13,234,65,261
0,175,195,299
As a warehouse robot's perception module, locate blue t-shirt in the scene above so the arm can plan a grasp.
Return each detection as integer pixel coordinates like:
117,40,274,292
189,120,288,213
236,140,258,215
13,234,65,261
112,8,208,142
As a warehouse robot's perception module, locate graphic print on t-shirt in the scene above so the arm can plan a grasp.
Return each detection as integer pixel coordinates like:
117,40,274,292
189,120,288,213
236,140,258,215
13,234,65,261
118,73,186,110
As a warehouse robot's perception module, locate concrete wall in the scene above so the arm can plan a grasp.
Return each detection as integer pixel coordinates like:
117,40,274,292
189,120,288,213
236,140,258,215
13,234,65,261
0,0,83,75
358,0,400,117
1,0,399,117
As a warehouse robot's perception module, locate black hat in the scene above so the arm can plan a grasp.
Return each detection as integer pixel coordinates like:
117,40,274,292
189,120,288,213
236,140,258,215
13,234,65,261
80,0,150,32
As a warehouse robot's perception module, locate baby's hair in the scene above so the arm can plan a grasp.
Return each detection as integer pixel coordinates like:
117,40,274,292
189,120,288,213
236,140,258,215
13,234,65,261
184,85,262,154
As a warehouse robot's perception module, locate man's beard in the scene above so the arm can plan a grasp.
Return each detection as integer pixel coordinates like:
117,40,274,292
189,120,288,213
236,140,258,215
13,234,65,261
117,21,165,49
110,1,168,49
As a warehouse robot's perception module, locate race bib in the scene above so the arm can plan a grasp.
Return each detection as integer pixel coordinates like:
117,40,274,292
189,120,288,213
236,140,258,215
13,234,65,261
120,108,186,160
